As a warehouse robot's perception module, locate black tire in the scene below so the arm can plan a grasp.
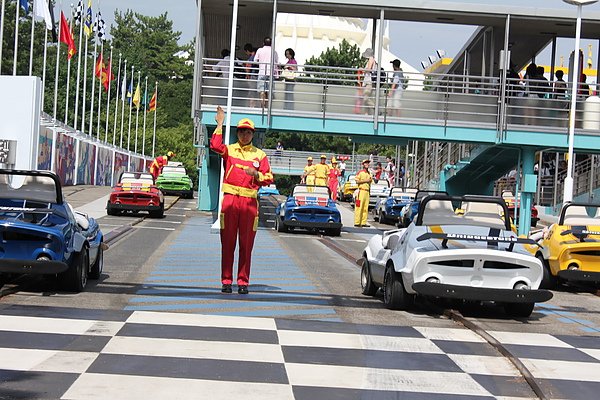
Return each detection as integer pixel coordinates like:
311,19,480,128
538,254,557,290
327,228,341,237
0,273,5,290
89,244,103,280
401,217,409,228
504,302,535,318
379,210,388,225
63,247,89,293
275,217,288,233
150,205,164,218
106,203,117,216
360,258,377,296
383,263,413,310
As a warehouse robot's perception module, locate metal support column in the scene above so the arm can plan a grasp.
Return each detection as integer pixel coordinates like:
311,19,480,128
267,0,278,126
518,148,536,235
373,9,384,131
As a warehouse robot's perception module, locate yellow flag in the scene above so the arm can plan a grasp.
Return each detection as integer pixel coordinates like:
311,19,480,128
133,83,141,109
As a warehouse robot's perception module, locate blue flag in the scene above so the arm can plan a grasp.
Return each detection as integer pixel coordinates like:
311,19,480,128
20,0,29,13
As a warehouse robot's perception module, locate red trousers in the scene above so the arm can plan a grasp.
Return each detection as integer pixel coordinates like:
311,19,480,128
220,194,259,285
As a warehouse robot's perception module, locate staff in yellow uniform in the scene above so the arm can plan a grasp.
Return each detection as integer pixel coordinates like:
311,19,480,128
354,159,372,227
314,155,331,186
302,157,316,185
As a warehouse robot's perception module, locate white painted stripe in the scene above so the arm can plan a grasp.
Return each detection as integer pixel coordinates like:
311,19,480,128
166,214,187,217
446,354,520,377
170,207,192,210
0,315,95,335
284,363,490,395
101,217,138,221
0,348,97,373
99,224,122,227
101,336,284,363
414,327,486,343
331,238,367,243
62,373,295,400
277,330,443,354
127,311,277,331
132,226,176,231
489,331,572,348
521,358,600,382
581,348,600,362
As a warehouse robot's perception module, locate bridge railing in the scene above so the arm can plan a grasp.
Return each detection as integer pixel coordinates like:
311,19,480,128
263,149,381,176
199,58,600,134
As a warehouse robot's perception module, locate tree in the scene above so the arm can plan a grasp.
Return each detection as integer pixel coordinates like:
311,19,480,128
303,39,363,86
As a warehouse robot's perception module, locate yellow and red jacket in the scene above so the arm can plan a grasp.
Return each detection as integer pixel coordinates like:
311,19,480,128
150,155,169,173
210,127,274,198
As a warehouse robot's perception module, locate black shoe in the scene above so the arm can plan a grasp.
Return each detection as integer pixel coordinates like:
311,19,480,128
221,284,232,293
238,285,249,294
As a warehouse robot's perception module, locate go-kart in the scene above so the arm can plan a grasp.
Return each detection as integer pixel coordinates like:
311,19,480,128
373,187,417,225
156,162,194,199
107,172,164,218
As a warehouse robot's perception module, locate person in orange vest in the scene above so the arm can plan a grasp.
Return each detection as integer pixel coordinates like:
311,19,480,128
210,106,274,295
314,154,331,186
354,159,372,227
149,151,175,180
327,157,341,201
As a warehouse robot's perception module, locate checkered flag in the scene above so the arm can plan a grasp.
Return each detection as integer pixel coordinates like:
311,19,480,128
94,11,106,41
74,1,84,25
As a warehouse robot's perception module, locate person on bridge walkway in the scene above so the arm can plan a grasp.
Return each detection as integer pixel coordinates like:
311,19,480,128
149,151,175,180
314,155,331,186
354,159,372,227
302,157,316,186
210,106,273,295
328,157,341,201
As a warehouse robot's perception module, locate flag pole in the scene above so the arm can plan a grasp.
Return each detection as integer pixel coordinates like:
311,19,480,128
29,0,37,75
64,3,74,123
41,25,48,111
152,81,157,158
13,0,21,75
142,75,148,157
112,52,121,146
127,64,134,150
105,44,113,143
73,1,84,128
119,59,127,147
134,70,141,153
0,0,6,73
81,30,88,132
96,40,104,141
53,3,63,121
88,21,98,137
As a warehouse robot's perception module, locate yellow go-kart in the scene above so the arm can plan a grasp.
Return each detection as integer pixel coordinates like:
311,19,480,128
340,175,358,202
531,202,600,288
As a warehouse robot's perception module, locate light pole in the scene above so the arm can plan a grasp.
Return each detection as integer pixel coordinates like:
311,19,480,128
562,0,598,202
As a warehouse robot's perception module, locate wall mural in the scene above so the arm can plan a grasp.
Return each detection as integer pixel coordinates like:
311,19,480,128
113,152,129,184
55,133,75,185
129,156,146,173
95,147,113,186
76,142,96,185
37,129,53,171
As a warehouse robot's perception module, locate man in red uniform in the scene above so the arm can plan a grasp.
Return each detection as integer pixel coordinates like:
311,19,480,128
210,106,273,294
149,151,175,180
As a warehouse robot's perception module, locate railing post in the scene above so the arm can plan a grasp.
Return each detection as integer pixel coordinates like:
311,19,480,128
373,8,385,131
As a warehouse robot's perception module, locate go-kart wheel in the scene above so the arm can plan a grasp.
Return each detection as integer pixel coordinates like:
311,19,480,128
150,205,164,218
379,210,387,225
360,258,377,296
504,302,535,318
89,243,103,280
62,247,89,292
275,217,287,233
327,228,341,237
383,263,413,310
537,254,557,290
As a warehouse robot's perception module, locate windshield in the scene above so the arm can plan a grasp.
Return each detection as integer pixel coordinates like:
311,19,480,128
162,166,186,174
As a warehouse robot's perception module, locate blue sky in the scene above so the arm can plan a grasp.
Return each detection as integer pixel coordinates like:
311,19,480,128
93,0,600,72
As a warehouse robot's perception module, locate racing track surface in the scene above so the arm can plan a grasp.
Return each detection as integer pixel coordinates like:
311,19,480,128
0,188,598,399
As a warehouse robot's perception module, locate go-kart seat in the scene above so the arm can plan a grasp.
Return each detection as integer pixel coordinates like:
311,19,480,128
563,205,599,226
462,201,506,230
421,199,461,226
67,203,89,230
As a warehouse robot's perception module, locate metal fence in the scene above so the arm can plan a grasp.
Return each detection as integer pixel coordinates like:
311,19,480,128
199,58,600,134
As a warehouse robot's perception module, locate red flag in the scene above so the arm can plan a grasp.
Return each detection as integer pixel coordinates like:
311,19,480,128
59,11,76,60
148,90,157,112
95,53,105,78
101,59,115,92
